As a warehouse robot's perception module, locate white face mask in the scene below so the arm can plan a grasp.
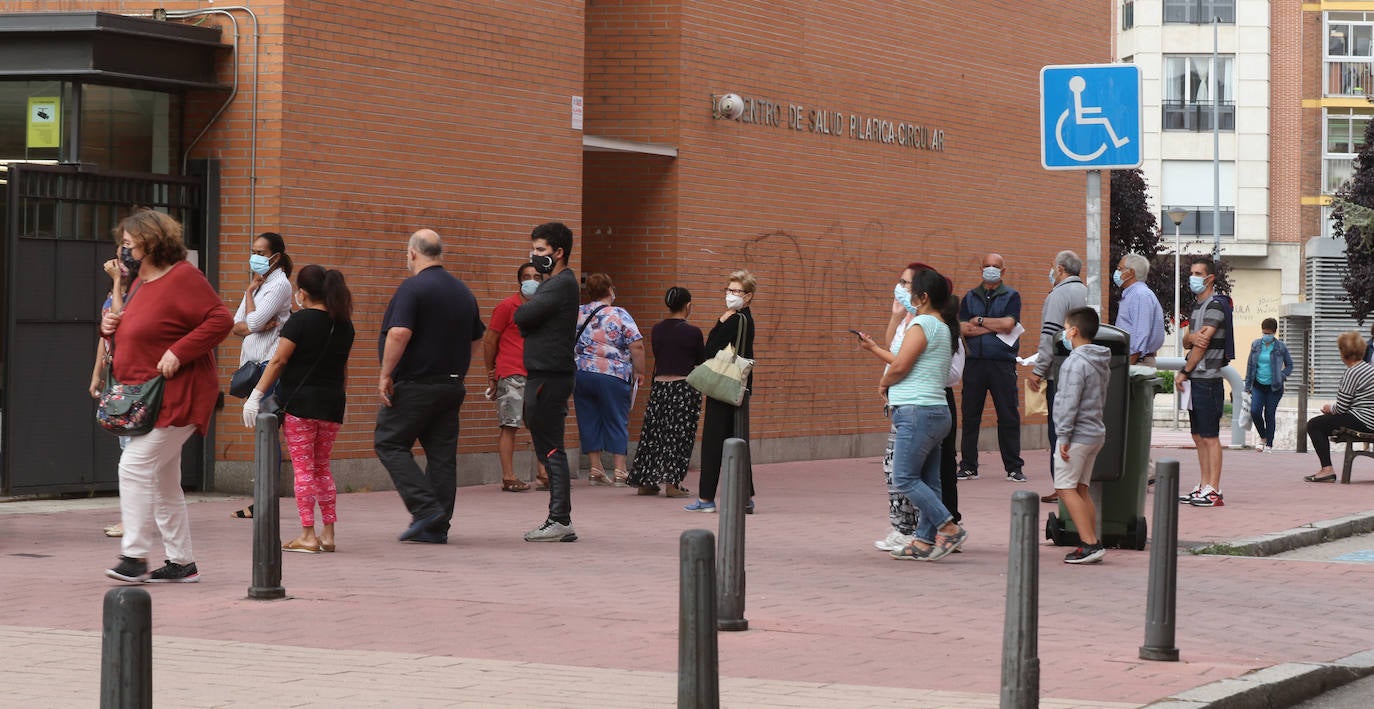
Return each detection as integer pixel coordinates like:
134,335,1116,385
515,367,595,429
725,294,745,310
520,279,539,297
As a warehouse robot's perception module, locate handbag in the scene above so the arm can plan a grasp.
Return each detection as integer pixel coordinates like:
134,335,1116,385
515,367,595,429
686,315,754,406
97,368,165,436
229,360,268,399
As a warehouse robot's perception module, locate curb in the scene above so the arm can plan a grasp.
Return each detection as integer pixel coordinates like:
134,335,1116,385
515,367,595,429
1187,509,1374,557
1142,649,1374,708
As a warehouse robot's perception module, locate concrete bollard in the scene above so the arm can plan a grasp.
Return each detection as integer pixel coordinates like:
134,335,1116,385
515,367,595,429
100,587,152,709
248,411,285,600
1140,459,1181,661
1000,490,1039,709
716,437,749,632
679,529,720,709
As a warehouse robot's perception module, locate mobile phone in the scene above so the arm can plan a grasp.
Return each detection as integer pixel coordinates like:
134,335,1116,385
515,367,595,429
848,329,863,338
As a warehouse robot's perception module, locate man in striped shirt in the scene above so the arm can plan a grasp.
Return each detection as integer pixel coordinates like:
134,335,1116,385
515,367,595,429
1303,331,1374,482
1177,259,1232,508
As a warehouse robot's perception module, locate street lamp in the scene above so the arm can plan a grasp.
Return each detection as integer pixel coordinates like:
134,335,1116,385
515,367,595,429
1167,208,1188,357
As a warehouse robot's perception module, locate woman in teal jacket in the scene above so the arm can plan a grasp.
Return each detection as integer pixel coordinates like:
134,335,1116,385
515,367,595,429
1244,317,1294,452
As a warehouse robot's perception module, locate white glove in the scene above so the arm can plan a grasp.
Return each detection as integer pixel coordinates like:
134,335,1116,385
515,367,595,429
242,389,263,428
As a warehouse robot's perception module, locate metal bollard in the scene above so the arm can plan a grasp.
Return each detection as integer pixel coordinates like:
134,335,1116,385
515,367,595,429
248,411,285,600
100,587,152,709
716,437,749,631
1000,490,1039,709
1140,459,1181,661
679,529,720,709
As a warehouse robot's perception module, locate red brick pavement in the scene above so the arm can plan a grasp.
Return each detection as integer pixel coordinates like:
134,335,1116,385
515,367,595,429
1,442,1372,705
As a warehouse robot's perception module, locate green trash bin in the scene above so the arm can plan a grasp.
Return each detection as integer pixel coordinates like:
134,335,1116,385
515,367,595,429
1046,334,1162,550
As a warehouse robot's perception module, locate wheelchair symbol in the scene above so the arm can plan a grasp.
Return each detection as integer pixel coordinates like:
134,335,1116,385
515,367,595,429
1055,76,1130,162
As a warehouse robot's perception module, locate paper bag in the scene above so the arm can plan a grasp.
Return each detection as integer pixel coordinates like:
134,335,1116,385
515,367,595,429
1024,378,1048,417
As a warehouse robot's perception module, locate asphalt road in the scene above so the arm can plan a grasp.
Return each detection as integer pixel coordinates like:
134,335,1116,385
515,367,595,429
1290,673,1374,708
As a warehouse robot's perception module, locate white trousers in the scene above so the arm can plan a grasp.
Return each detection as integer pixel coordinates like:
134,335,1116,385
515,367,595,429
118,425,196,564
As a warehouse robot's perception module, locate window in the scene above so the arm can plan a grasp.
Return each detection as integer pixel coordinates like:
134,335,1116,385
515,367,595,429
1326,12,1374,95
1324,109,1373,193
1163,56,1235,131
1122,1,1134,31
1164,0,1235,24
1161,161,1236,237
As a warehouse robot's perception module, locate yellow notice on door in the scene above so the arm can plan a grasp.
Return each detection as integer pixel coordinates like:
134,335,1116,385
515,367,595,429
27,97,61,149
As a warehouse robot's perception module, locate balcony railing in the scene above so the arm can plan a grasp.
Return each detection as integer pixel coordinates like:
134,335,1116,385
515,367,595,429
1160,207,1236,237
1163,0,1235,24
1162,100,1236,131
1326,60,1374,97
1326,157,1356,193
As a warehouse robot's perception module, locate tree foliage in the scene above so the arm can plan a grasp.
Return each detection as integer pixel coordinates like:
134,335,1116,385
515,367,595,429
1108,169,1166,323
1334,118,1374,323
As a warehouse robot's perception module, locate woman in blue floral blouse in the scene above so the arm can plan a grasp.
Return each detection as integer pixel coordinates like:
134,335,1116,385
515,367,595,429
574,273,646,486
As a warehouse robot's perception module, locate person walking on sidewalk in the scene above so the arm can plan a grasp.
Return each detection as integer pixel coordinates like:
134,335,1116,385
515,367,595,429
1053,307,1111,564
573,273,646,487
375,229,485,545
1244,318,1293,453
957,253,1025,482
515,222,581,542
243,265,356,554
91,244,138,539
481,263,548,492
1113,253,1166,368
1303,332,1374,483
860,268,967,561
685,270,758,514
1177,258,1234,508
103,210,233,583
628,287,705,498
1026,250,1088,504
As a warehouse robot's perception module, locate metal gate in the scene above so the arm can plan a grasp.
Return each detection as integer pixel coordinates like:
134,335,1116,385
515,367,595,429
2,162,218,495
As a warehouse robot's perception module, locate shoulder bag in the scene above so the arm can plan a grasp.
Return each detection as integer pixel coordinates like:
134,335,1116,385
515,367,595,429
229,360,268,399
575,304,609,346
686,314,754,406
96,281,165,436
274,322,336,416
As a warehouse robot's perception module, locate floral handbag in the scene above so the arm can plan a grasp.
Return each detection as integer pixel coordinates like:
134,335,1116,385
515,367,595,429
96,366,165,436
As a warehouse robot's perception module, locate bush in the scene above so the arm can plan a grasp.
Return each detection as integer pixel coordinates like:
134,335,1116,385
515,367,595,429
1157,370,1175,394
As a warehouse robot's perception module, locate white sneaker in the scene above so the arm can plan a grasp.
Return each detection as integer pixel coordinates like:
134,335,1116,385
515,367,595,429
874,530,913,552
1178,485,1202,503
1255,443,1265,453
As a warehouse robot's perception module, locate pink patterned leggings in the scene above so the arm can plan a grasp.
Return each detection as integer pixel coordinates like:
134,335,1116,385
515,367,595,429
283,414,342,527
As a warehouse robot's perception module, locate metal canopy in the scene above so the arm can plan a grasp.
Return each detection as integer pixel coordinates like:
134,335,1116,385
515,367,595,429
582,135,678,157
0,11,229,91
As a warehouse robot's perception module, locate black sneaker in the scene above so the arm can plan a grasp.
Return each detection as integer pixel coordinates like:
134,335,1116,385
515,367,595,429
1064,545,1106,564
105,556,148,583
1006,470,1027,483
406,530,448,544
956,467,979,481
147,561,200,583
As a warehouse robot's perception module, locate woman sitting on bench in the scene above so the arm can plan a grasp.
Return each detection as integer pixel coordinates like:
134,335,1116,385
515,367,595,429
1305,331,1374,483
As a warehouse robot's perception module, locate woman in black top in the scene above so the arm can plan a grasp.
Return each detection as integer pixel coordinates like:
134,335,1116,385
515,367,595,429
243,265,356,553
628,287,706,497
685,270,757,513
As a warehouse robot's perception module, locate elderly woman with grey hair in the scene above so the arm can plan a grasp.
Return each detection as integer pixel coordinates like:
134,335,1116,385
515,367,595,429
1113,252,1166,367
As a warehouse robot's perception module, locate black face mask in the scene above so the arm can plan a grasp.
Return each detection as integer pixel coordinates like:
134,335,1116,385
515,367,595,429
119,246,142,276
529,253,555,275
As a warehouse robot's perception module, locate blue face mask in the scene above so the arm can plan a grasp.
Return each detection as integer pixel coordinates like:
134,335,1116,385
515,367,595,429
1262,334,1275,344
1112,269,1124,288
1061,330,1074,351
982,266,1002,283
893,283,916,315
250,254,272,275
520,279,539,297
1188,275,1207,294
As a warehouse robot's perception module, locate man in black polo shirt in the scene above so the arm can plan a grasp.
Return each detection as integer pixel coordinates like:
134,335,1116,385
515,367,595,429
515,222,581,542
375,229,485,544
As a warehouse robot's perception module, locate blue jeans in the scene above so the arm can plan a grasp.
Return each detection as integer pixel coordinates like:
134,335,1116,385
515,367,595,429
1249,382,1280,446
574,370,632,454
891,404,954,544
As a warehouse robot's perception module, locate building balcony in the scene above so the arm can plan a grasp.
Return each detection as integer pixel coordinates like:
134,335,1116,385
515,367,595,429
1162,100,1235,132
1326,60,1374,98
1326,156,1355,193
1163,0,1235,24
1160,206,1236,237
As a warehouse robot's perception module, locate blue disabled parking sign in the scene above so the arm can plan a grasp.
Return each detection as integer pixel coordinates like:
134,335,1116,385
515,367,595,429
1040,64,1142,170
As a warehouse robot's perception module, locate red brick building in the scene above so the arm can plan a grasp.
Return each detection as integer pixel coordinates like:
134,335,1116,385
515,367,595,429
0,1,1112,494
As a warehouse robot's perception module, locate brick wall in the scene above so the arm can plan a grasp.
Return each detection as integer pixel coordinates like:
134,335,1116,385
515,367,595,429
1271,0,1303,244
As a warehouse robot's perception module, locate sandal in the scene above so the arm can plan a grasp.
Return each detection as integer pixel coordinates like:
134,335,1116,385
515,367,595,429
282,538,321,554
1304,473,1338,483
588,468,613,486
889,542,933,561
929,526,969,560
231,505,254,519
613,469,630,487
664,484,691,498
103,523,124,538
502,479,531,492
636,485,661,496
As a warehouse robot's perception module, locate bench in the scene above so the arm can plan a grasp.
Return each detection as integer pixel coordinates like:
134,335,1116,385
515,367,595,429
1332,428,1374,484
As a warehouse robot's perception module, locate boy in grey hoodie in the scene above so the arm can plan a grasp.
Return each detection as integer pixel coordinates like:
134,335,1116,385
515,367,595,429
1054,307,1110,564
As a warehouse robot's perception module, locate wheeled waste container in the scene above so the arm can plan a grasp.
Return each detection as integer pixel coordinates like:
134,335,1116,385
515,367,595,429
1044,325,1162,550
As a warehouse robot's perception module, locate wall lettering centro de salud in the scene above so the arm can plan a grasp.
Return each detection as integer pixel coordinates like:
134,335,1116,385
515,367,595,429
711,94,946,152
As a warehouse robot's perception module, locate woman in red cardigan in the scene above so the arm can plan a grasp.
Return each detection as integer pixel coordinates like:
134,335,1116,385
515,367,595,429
102,210,233,584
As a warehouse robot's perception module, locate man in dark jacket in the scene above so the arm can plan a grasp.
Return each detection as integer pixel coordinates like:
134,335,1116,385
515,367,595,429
957,253,1026,482
515,222,581,542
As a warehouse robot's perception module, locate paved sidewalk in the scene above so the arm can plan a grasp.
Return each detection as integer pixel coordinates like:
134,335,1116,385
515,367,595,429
2,435,1372,707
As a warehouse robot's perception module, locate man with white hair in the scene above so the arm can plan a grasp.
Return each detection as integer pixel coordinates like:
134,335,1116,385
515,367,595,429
1027,250,1088,503
1113,253,1166,367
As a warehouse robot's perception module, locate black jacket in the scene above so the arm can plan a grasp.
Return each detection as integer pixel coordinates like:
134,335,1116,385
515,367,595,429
515,268,579,374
